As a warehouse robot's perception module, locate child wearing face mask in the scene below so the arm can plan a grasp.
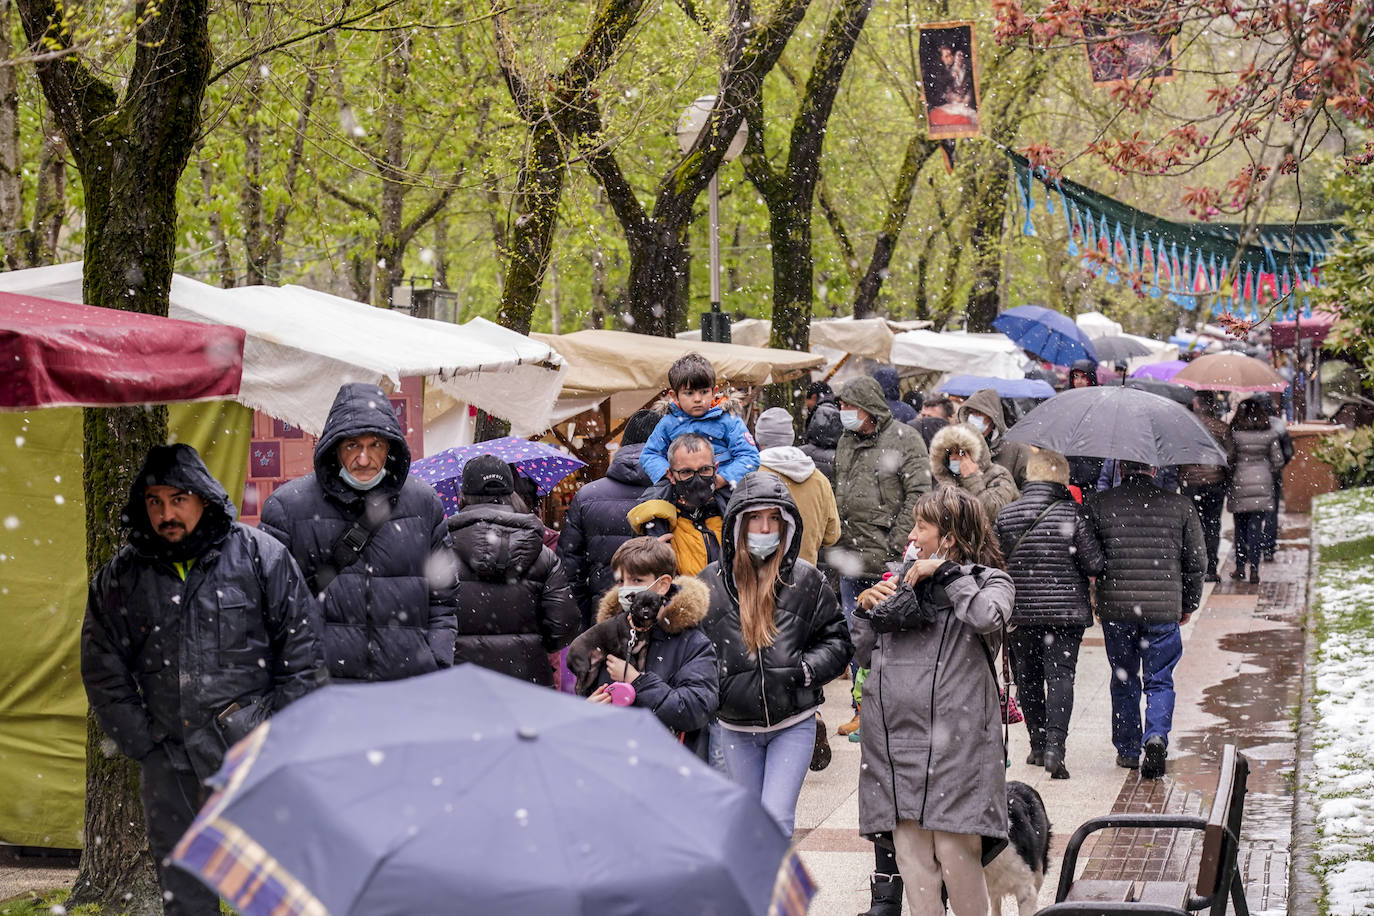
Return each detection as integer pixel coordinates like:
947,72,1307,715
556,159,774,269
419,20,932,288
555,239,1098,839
586,537,719,758
699,472,854,838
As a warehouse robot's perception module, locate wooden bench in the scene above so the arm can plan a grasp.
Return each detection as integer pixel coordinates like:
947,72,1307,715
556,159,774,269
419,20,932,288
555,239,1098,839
1035,744,1250,916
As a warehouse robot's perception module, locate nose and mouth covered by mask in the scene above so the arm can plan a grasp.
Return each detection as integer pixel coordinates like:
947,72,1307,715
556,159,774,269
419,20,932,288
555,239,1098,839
966,414,990,435
746,531,780,559
675,475,715,509
839,409,863,431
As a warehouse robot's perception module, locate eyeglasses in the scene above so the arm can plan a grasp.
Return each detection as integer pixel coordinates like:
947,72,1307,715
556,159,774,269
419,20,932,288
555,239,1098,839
669,464,717,481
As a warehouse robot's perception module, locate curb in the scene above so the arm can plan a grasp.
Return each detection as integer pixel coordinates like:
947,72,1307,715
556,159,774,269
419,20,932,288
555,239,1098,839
1289,511,1323,916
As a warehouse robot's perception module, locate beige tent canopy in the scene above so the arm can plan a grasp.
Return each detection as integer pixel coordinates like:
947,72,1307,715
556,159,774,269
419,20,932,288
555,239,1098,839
676,316,929,365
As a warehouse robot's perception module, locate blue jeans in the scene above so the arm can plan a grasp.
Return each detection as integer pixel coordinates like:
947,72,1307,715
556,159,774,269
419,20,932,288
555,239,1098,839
1101,621,1182,758
840,575,880,704
719,716,816,838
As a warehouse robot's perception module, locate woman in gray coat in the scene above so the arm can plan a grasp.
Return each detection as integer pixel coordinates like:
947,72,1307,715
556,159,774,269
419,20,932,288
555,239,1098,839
1228,397,1284,585
853,487,1014,916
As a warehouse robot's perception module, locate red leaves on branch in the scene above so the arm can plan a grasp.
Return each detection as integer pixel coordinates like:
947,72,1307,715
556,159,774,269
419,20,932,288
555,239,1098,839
1020,143,1064,177
1214,311,1255,338
1182,186,1222,220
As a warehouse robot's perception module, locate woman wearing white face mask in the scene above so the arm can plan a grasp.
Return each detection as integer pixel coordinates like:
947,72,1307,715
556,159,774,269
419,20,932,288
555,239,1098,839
699,472,854,838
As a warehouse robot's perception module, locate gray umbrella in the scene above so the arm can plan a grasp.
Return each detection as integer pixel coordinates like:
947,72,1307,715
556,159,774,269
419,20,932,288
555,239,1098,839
1089,335,1154,362
1005,385,1228,465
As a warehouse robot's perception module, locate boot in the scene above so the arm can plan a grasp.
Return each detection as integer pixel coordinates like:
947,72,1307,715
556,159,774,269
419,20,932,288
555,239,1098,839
859,872,903,916
809,714,832,772
1044,731,1070,779
1249,564,1261,585
838,706,861,737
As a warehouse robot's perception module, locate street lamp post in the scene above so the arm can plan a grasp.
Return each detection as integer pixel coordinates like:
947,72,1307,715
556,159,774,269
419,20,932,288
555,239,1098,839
675,95,747,343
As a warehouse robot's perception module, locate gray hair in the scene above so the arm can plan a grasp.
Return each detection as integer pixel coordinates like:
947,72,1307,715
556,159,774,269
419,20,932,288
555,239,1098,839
667,432,713,465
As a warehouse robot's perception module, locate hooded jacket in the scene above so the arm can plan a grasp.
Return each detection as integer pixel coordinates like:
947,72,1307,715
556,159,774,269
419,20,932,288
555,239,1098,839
639,401,760,485
449,504,579,686
1067,358,1099,387
1091,474,1206,623
699,473,853,729
957,388,1031,489
627,479,731,578
928,423,1020,526
872,367,917,423
801,401,841,483
833,377,933,575
1228,426,1284,513
758,445,841,566
592,577,718,754
558,442,653,626
84,445,327,779
260,383,458,682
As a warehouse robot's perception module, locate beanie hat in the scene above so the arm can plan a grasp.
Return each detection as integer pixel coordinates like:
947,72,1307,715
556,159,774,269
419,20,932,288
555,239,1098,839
622,409,662,447
754,408,796,450
461,453,514,496
1026,448,1070,486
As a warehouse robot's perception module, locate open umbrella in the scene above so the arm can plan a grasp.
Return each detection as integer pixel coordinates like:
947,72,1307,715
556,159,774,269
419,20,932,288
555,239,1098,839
1172,352,1286,393
939,375,1056,399
1129,360,1187,382
1089,336,1153,362
1005,386,1228,466
991,305,1099,366
172,665,811,916
410,436,586,516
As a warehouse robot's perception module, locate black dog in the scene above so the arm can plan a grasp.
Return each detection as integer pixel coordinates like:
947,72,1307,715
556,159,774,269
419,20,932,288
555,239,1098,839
567,589,666,696
984,780,1053,915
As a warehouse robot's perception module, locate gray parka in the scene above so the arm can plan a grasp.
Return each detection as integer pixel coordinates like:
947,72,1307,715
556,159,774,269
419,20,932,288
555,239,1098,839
1228,427,1283,513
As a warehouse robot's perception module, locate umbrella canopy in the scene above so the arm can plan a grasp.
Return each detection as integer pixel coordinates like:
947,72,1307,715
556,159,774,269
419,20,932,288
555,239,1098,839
939,375,1056,399
1172,352,1286,393
1090,335,1154,362
1,293,244,409
1130,360,1187,382
1005,386,1228,465
172,665,807,916
991,305,1099,365
410,436,586,515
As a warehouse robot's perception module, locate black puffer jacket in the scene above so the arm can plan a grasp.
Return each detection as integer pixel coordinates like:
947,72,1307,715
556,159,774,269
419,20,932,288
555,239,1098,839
994,481,1105,627
558,442,652,626
1091,475,1206,623
449,504,579,686
699,473,853,728
259,383,458,682
84,445,327,779
802,402,840,483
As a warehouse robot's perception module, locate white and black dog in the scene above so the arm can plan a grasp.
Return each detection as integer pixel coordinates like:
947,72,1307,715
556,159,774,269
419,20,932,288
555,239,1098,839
983,781,1053,915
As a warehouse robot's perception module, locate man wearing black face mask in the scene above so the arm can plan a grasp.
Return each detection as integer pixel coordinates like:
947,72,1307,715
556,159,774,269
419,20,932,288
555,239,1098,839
628,433,732,576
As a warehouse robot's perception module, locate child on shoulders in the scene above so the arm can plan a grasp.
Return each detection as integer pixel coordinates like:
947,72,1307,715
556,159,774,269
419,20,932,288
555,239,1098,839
639,352,760,487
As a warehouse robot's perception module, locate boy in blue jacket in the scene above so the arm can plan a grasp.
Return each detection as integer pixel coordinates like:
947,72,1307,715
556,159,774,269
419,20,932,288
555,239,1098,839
640,352,760,486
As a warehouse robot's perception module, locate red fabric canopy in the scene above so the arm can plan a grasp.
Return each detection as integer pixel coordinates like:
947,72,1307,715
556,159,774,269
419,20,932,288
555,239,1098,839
1270,308,1338,350
1,292,244,409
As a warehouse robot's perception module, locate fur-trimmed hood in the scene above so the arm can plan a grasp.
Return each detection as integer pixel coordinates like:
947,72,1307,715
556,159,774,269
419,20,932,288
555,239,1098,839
595,576,710,636
929,422,993,486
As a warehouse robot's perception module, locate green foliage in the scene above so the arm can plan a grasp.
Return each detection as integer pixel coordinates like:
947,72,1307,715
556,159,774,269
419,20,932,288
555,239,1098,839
1313,426,1374,490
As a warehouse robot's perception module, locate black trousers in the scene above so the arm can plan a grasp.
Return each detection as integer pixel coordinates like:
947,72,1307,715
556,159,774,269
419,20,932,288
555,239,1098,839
1182,482,1226,574
139,749,220,916
1008,624,1086,753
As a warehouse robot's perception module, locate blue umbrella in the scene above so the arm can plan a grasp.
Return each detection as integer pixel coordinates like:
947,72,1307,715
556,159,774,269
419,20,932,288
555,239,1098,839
411,436,586,516
172,665,809,916
939,375,1057,399
991,305,1099,365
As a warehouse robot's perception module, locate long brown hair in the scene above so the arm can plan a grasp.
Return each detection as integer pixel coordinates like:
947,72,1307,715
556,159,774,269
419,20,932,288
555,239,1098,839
912,488,1004,568
733,511,784,654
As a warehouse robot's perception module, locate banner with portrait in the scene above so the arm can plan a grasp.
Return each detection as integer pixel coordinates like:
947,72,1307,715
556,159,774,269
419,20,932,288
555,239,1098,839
918,21,982,141
1082,15,1178,86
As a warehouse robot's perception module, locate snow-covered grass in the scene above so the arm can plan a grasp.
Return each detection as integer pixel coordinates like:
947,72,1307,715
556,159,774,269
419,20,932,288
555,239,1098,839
1309,486,1374,916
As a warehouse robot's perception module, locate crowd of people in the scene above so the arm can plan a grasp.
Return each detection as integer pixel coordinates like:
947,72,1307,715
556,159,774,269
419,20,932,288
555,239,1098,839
82,351,1289,916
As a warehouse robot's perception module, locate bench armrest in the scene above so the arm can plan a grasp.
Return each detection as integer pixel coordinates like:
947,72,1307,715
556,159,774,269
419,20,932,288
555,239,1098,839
1055,815,1209,902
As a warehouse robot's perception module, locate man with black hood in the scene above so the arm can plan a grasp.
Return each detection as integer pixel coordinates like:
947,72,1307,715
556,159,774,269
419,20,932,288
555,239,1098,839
261,382,458,682
957,387,1031,489
83,444,326,915
628,432,732,577
871,365,917,423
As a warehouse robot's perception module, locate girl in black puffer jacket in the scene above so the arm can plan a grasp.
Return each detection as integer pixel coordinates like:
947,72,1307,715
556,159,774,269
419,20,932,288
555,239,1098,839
448,455,579,686
699,472,853,838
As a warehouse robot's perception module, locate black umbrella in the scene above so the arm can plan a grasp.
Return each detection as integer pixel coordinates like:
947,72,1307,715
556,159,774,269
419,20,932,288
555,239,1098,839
1005,385,1228,465
1089,335,1154,362
1102,376,1196,406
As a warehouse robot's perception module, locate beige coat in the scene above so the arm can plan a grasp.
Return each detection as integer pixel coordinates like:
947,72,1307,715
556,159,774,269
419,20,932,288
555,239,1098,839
759,446,841,565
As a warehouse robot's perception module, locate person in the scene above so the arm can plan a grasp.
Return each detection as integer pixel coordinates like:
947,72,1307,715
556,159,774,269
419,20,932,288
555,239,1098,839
754,407,840,566
639,352,759,486
957,387,1030,489
1228,397,1285,584
699,472,853,838
832,376,932,737
928,44,979,127
629,432,732,576
1257,393,1293,561
804,380,836,426
994,449,1104,780
1179,391,1235,582
801,399,841,483
901,389,925,419
914,392,954,449
83,444,327,916
852,488,1013,916
928,422,1020,526
260,382,458,682
586,537,718,758
872,366,917,423
448,455,579,685
1064,359,1106,493
559,408,663,628
1091,460,1205,779
1067,359,1098,389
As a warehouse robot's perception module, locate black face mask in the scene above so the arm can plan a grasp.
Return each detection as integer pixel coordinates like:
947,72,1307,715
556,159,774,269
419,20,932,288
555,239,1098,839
674,475,714,510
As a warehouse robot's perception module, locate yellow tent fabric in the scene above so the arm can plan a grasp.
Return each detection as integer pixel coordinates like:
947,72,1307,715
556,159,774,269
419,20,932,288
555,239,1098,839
0,401,252,847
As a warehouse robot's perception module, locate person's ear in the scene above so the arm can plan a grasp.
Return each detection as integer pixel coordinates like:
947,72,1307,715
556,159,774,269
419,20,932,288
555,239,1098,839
652,574,673,595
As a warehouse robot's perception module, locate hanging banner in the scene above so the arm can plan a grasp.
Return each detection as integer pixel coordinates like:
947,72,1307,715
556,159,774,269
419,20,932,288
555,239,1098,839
1082,15,1178,86
918,21,982,140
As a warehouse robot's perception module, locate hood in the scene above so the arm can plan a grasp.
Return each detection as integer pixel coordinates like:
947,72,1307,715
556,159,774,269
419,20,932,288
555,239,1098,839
122,444,236,561
835,377,891,426
1068,359,1099,386
606,442,651,488
446,504,544,580
595,576,710,635
871,366,902,401
315,383,411,503
957,388,1008,436
759,446,816,483
929,423,992,487
804,402,842,450
719,471,804,602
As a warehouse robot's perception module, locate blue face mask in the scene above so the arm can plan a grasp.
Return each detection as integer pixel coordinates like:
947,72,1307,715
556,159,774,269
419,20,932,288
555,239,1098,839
339,466,387,491
948,459,962,476
746,531,781,559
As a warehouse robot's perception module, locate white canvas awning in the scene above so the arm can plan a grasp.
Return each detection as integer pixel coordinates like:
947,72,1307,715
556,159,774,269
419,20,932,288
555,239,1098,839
1075,311,1123,339
675,316,903,364
889,330,1029,379
0,263,565,436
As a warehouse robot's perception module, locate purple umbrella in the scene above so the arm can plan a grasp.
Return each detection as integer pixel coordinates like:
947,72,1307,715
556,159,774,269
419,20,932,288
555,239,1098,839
411,436,586,516
1130,360,1187,382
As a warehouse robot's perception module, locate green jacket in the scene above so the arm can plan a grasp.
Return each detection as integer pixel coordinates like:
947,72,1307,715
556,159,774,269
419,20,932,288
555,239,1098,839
833,378,932,575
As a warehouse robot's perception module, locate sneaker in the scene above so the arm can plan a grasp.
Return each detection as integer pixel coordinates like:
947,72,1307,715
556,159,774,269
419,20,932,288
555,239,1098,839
1142,736,1167,779
1116,754,1140,769
1204,572,1221,583
848,729,862,743
1229,568,1246,581
837,711,861,737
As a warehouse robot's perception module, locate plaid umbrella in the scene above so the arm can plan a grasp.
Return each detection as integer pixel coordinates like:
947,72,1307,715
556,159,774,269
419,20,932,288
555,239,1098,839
410,436,586,516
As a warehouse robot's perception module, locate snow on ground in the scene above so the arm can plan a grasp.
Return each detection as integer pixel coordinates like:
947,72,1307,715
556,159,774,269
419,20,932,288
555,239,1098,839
1310,488,1374,916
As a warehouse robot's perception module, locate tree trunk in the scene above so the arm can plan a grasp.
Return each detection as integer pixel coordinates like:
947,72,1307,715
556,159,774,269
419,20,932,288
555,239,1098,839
0,3,21,269
498,118,568,335
768,202,812,350
28,125,66,266
625,224,689,336
853,134,936,317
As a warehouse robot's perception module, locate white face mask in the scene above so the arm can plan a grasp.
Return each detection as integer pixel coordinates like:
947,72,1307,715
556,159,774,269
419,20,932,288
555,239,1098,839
339,466,387,491
903,542,921,561
967,414,990,435
746,531,781,559
948,459,962,476
839,409,863,431
617,584,650,612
